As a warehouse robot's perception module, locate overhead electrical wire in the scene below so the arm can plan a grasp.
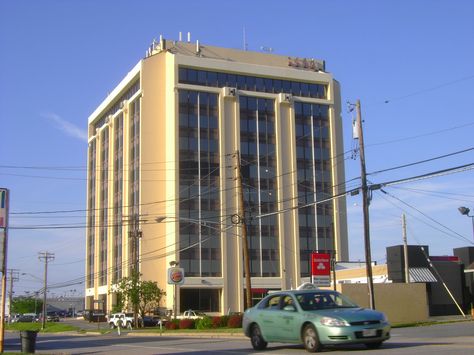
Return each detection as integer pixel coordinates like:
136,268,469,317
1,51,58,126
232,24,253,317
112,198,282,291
378,189,473,245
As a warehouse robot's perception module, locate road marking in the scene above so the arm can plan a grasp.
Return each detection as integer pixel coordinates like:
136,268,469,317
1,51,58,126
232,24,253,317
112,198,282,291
112,343,246,354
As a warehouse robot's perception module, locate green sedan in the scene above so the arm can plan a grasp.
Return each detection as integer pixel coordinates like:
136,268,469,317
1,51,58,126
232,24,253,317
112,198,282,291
242,289,390,352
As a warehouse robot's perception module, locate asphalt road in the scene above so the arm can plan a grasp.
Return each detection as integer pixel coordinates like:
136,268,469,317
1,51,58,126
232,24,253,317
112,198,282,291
5,320,474,354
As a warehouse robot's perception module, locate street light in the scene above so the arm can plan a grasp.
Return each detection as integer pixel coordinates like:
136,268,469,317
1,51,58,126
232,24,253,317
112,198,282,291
458,207,474,241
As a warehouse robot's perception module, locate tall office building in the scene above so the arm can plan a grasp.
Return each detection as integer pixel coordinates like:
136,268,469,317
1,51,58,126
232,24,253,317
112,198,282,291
86,38,348,314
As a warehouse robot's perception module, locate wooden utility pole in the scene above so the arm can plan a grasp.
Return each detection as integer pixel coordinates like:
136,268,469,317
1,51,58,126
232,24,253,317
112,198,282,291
128,213,141,327
7,269,19,322
402,214,410,283
38,251,55,329
0,188,10,353
354,100,375,309
234,151,252,309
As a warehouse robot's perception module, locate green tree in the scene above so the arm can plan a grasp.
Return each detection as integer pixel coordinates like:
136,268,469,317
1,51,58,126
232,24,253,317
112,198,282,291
11,296,43,315
111,271,165,327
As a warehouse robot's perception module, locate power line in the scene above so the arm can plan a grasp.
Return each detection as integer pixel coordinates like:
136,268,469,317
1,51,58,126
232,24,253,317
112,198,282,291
366,121,474,148
367,147,474,176
378,189,473,245
381,74,474,104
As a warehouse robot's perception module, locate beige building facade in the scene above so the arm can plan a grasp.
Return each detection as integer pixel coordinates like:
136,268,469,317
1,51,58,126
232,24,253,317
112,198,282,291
85,39,349,314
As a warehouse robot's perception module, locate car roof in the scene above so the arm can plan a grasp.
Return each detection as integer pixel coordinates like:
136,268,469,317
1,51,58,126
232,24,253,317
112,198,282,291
270,289,335,295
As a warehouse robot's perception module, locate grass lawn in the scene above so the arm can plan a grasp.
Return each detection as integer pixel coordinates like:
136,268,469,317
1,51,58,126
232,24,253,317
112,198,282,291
6,322,79,333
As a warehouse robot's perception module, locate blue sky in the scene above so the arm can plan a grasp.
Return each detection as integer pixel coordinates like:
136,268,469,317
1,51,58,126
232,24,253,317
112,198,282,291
1,0,473,297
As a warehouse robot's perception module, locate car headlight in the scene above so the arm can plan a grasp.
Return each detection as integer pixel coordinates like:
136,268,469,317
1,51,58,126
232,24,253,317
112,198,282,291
320,317,349,327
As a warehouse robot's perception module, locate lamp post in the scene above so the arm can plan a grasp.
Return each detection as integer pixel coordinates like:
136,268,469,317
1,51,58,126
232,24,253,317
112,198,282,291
458,207,474,240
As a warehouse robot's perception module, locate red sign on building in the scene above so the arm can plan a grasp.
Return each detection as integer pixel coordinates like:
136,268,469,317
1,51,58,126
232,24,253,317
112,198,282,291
311,252,331,286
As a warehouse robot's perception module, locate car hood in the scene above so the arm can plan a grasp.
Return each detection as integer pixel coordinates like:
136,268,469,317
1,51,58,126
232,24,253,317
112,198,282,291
306,307,386,322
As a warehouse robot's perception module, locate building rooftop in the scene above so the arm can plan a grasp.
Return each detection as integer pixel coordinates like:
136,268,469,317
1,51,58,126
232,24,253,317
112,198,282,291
147,37,326,72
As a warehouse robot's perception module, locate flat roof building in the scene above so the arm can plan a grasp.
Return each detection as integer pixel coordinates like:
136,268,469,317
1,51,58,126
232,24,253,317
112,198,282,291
85,38,348,314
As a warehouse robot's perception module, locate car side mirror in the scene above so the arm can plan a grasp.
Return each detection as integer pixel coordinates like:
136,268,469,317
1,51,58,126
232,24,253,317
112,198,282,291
283,304,296,312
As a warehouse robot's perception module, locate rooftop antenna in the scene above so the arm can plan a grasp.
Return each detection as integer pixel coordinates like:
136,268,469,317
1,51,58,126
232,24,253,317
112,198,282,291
243,26,248,51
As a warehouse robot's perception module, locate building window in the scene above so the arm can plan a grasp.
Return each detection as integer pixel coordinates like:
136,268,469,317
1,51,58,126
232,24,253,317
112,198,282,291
178,67,327,99
113,114,124,283
240,96,280,277
99,128,109,286
180,288,221,312
129,98,140,274
87,139,96,288
294,102,334,277
178,90,221,277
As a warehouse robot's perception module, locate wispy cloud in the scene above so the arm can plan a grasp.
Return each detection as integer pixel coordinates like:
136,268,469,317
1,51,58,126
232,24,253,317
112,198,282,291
42,112,88,142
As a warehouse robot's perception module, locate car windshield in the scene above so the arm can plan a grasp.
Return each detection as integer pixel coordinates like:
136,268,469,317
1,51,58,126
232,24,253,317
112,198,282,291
295,291,359,311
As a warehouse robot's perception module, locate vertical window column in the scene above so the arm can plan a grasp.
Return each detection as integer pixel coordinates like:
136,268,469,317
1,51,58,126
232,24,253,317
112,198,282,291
295,103,334,277
87,139,97,288
99,128,109,286
129,98,140,274
113,114,124,283
239,96,279,277
178,90,221,277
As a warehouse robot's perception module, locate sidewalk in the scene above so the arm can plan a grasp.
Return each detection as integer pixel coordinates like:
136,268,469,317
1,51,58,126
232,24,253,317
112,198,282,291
427,314,473,322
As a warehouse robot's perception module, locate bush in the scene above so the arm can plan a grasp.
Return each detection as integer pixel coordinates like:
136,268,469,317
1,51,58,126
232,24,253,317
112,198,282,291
165,319,179,330
219,315,229,327
211,316,222,328
196,316,213,330
227,314,242,328
179,318,195,329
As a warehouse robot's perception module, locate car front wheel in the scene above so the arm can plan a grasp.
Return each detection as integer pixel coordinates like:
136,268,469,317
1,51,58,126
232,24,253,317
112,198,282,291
303,325,323,353
250,324,267,350
109,322,115,329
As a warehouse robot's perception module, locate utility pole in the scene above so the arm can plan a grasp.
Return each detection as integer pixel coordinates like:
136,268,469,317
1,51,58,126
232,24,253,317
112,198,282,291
129,213,142,273
0,188,10,353
38,252,54,329
402,214,410,283
234,151,252,309
128,213,141,327
354,100,375,309
7,269,19,322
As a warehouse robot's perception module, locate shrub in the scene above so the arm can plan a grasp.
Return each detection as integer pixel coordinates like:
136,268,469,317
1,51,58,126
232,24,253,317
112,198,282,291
227,314,242,328
179,318,195,329
165,319,179,330
196,316,213,330
219,315,229,327
211,316,222,328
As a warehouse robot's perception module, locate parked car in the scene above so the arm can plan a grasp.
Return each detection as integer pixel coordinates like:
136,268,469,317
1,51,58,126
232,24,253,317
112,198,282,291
176,310,206,320
142,315,162,327
46,312,60,322
107,312,137,329
17,314,38,322
83,309,107,322
9,314,21,323
242,289,391,352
